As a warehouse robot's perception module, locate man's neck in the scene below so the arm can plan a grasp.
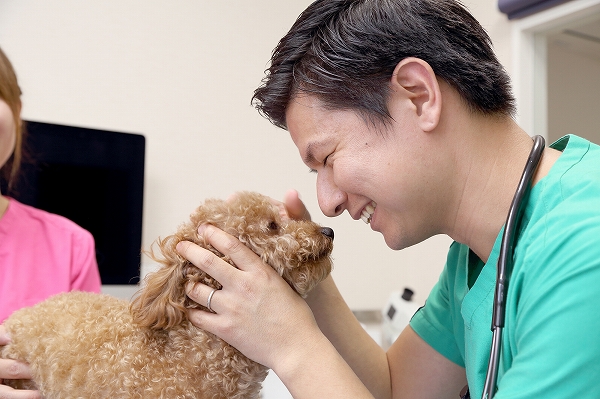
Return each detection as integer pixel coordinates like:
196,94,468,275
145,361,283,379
445,119,536,262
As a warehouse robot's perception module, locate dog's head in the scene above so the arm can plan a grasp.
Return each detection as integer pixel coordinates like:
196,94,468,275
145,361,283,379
130,191,334,330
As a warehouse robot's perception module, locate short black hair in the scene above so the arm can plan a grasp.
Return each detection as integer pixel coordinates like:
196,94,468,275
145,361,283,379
252,0,516,129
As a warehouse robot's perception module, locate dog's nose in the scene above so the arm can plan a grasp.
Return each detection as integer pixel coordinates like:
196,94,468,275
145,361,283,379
320,227,334,241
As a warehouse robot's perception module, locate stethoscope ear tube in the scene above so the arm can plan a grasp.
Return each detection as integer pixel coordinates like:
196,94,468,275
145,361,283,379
481,135,546,399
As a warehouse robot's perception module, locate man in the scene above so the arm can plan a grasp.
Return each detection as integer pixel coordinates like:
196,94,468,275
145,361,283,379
182,0,600,398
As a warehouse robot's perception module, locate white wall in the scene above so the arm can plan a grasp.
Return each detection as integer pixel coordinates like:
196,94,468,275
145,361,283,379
0,0,513,310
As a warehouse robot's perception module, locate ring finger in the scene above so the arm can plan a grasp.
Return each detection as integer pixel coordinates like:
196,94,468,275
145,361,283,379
187,282,221,314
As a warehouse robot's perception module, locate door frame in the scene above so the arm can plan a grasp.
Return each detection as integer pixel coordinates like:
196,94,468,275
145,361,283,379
512,0,600,138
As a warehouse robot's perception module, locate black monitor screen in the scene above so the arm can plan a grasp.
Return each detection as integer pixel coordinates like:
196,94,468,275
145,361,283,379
1,121,145,284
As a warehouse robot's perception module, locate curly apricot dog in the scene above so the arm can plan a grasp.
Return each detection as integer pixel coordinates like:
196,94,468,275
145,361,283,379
1,192,334,399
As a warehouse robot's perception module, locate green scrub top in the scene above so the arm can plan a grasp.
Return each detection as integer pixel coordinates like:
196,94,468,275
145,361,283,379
410,135,600,398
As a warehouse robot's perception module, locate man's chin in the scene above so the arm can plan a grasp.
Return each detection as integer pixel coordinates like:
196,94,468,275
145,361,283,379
382,231,403,251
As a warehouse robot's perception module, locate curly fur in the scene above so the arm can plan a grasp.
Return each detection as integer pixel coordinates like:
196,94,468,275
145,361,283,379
1,192,334,399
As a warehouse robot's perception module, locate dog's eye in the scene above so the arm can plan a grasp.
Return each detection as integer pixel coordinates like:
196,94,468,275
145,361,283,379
268,221,279,231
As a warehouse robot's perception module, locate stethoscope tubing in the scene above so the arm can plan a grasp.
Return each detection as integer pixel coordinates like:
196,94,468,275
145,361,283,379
481,135,546,399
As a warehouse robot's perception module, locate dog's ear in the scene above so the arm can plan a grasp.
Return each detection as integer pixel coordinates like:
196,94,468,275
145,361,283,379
129,197,241,330
129,236,189,330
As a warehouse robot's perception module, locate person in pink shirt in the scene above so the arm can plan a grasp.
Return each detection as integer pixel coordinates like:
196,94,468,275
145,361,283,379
0,198,102,322
0,46,101,397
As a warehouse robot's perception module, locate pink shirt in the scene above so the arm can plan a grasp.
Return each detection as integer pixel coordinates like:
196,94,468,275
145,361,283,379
0,198,101,322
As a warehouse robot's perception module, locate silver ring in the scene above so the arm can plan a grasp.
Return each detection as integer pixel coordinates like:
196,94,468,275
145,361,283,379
206,288,218,313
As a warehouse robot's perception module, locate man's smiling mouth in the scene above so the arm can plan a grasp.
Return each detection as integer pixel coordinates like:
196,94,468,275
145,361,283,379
361,201,376,224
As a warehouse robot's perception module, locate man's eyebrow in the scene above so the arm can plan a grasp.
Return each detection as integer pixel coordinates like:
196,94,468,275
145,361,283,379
302,138,333,166
303,142,317,166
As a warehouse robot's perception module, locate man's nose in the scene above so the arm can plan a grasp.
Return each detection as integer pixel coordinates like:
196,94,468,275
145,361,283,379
316,171,346,217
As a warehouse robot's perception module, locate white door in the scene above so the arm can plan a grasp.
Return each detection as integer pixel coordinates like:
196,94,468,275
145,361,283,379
512,0,600,145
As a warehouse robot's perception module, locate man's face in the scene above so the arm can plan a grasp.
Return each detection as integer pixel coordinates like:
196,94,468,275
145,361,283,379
285,94,444,250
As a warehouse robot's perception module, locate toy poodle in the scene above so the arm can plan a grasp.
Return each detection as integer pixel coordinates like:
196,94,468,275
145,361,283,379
1,191,334,399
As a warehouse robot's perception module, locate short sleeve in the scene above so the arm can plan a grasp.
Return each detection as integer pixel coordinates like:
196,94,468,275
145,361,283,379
70,228,102,293
410,242,466,367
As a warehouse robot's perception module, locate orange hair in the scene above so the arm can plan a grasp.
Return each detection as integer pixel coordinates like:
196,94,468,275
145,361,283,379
0,46,23,188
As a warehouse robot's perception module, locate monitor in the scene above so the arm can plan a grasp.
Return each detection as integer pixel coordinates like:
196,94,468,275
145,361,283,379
1,121,145,284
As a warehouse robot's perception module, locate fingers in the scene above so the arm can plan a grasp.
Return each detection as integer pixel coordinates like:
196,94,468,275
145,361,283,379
0,384,41,399
0,328,40,399
185,284,222,333
0,359,34,380
177,226,264,275
176,227,272,317
176,240,235,285
266,190,311,221
0,325,10,345
186,307,209,330
186,283,221,314
186,290,227,335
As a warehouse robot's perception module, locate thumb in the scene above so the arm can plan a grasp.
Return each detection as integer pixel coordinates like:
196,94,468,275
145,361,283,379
284,189,311,221
0,325,10,345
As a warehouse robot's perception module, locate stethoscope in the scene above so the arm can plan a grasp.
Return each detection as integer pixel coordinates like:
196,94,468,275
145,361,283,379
461,135,546,399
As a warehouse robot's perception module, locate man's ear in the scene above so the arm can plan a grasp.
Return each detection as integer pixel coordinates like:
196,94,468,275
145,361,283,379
389,57,442,132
